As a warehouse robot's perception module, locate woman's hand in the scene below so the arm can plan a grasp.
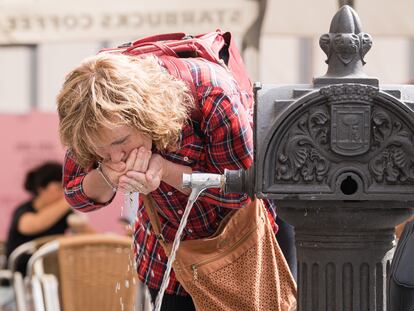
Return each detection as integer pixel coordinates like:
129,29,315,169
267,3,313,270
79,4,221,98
83,149,144,203
100,148,140,187
119,153,165,194
118,147,193,195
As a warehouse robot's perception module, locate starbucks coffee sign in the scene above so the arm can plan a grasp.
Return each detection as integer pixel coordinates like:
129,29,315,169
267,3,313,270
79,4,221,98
0,0,258,44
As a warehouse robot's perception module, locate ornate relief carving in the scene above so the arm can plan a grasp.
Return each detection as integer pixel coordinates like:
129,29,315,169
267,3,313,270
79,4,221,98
319,84,378,103
333,33,360,65
276,109,330,183
331,104,371,156
275,94,414,185
372,109,392,147
369,109,414,183
319,32,372,66
359,33,372,65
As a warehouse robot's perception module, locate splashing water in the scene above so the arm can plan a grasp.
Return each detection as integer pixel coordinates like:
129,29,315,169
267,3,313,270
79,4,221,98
154,192,201,311
123,187,206,310
123,192,139,223
120,297,124,311
117,192,139,310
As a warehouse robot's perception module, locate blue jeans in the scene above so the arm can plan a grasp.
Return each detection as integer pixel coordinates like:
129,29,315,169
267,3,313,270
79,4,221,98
275,216,297,281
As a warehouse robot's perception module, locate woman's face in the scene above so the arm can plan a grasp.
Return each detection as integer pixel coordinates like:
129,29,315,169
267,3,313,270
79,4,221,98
92,125,152,164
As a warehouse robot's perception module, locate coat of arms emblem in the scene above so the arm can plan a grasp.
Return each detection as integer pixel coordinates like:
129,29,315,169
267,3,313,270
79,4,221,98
331,104,371,156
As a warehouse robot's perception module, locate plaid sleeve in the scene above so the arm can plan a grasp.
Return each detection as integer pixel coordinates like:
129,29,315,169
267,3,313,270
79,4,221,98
195,87,253,208
63,150,108,212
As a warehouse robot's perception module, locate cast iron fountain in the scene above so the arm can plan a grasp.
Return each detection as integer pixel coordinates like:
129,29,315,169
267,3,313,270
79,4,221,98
224,5,414,310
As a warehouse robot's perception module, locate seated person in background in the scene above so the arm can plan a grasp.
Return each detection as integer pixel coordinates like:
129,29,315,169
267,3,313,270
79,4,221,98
5,161,93,276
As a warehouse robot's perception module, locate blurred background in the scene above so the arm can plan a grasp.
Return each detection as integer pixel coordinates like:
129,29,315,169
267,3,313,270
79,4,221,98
1,0,414,239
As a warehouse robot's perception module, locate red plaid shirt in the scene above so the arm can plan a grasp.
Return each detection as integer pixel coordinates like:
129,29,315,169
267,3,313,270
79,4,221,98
62,58,277,296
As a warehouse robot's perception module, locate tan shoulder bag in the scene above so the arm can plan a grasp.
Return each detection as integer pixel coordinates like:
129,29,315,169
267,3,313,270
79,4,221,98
143,195,297,311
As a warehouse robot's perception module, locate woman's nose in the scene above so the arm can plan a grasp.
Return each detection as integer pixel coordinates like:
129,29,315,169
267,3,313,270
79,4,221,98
110,150,126,163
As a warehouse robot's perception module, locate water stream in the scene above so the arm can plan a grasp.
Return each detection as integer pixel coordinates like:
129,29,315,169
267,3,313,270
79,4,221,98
122,173,222,310
154,190,203,311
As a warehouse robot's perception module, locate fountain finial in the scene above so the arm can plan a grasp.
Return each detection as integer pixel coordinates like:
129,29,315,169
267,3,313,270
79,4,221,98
314,5,377,86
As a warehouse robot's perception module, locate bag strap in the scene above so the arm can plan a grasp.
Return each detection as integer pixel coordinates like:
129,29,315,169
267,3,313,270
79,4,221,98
142,195,167,246
160,56,205,138
160,56,197,99
131,32,187,45
127,42,178,57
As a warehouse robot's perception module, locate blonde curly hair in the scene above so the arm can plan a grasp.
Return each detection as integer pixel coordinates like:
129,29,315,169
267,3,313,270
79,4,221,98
57,53,194,168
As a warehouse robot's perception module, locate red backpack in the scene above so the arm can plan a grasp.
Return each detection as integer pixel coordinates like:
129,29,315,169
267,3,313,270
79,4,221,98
99,30,253,109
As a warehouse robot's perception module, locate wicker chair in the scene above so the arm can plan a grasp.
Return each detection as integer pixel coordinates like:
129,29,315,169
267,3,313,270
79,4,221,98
6,235,62,311
27,234,137,311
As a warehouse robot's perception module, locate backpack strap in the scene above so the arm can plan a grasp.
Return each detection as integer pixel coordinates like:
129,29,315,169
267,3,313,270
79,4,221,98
161,56,205,138
160,56,197,100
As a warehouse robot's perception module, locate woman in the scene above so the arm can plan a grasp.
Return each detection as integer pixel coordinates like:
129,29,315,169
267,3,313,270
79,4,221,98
57,53,277,310
6,162,73,275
